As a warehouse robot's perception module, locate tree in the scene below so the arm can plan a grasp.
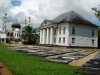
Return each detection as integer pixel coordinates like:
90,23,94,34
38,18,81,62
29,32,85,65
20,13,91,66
32,28,40,44
22,26,39,45
22,26,33,44
92,7,100,48
92,8,100,18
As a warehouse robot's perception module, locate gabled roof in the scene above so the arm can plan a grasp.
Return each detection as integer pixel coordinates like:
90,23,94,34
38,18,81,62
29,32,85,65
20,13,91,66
54,11,80,22
41,11,99,28
42,19,56,24
41,19,54,26
53,11,98,27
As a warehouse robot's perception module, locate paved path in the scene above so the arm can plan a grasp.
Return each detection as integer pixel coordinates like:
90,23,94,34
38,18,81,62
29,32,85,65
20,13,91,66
8,44,97,64
80,52,100,75
69,52,98,66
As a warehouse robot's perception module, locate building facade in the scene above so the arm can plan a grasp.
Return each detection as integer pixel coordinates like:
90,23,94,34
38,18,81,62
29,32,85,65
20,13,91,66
12,24,21,40
0,28,7,43
40,11,98,48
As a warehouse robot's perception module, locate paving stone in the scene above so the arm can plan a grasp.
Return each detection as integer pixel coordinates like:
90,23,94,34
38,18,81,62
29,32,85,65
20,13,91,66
12,45,97,64
80,52,100,75
47,58,73,64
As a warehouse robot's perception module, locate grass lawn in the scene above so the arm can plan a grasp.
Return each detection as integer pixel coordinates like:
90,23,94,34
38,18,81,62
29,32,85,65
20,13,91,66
0,44,81,75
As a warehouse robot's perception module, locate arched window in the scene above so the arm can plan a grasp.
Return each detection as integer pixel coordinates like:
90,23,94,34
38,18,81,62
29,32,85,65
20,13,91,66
59,37,61,43
92,39,94,46
72,38,75,44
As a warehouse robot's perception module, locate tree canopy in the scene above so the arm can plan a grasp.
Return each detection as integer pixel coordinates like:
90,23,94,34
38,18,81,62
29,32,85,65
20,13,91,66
22,26,39,45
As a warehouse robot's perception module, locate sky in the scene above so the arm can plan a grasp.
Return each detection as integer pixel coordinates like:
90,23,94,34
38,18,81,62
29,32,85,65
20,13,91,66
0,0,100,28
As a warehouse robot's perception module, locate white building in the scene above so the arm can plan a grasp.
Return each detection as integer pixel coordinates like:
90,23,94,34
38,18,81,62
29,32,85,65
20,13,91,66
0,28,6,43
12,24,21,40
40,11,98,48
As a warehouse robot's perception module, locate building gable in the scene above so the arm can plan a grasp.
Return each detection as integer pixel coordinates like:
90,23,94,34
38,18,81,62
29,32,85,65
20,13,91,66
53,11,98,27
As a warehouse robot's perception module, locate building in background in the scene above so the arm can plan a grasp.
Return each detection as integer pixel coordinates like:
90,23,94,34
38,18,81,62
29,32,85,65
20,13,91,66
40,11,98,48
0,28,7,43
6,23,22,43
11,24,21,41
0,13,8,43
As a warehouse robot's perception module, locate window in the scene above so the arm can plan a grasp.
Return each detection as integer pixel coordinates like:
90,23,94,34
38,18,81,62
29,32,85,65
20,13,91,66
7,32,10,36
11,33,13,37
59,37,61,43
72,26,75,34
63,37,65,43
2,39,4,42
59,27,61,34
92,30,95,37
72,38,75,44
92,39,94,46
63,27,66,34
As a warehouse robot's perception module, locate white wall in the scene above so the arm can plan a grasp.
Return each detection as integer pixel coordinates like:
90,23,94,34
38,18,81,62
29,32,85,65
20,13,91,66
13,28,20,39
0,33,7,43
40,23,98,47
0,33,6,39
68,24,98,47
69,36,98,47
54,23,69,46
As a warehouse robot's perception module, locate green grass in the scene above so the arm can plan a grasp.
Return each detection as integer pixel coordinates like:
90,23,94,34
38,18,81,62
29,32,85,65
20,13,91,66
0,44,81,75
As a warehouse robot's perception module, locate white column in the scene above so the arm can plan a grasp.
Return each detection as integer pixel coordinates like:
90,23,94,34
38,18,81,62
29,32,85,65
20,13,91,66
42,29,44,44
42,29,46,44
41,30,44,44
50,27,53,44
41,29,43,44
46,28,49,44
40,29,42,44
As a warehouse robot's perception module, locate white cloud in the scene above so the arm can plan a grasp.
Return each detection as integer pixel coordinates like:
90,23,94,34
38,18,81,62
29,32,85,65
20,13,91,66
0,0,100,28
